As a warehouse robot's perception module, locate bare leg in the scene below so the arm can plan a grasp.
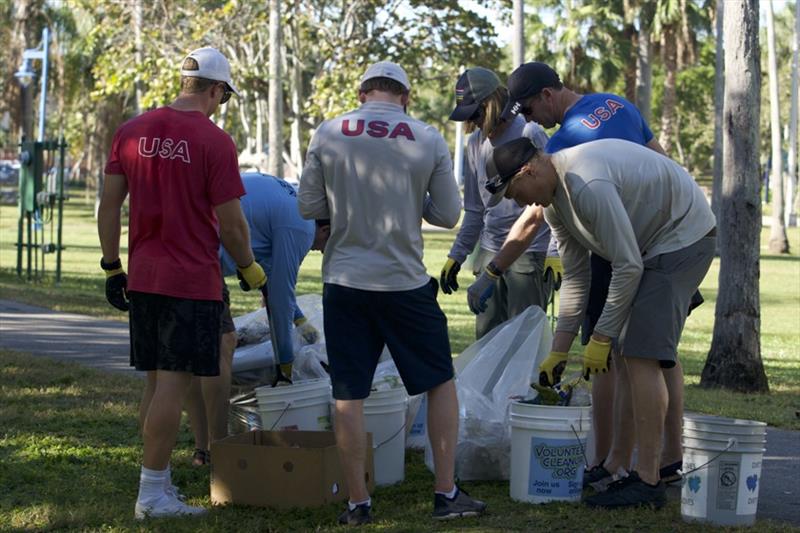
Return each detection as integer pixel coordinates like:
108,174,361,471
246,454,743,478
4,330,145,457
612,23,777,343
590,361,615,466
334,399,369,503
661,361,684,467
604,356,636,473
139,371,157,434
142,370,193,470
427,379,458,492
201,331,236,443
623,357,668,485
185,378,209,455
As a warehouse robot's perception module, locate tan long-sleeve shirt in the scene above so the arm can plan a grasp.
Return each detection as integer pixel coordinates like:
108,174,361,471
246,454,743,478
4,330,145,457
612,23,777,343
545,139,716,338
298,101,461,291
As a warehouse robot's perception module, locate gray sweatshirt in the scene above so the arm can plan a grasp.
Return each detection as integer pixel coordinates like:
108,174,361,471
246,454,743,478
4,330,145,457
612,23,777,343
545,139,716,338
448,116,551,264
298,101,461,291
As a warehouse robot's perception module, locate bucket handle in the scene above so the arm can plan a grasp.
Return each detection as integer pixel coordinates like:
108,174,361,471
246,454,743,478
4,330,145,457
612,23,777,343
680,437,736,479
269,400,294,431
569,423,590,469
373,421,406,450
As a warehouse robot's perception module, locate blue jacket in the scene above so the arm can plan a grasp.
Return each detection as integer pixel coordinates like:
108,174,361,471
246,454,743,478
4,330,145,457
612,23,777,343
220,173,315,363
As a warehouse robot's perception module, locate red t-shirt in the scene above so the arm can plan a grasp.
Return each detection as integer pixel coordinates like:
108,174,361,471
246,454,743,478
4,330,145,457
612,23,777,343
104,107,244,301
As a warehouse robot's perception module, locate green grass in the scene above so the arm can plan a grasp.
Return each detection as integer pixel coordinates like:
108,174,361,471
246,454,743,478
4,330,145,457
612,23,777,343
3,349,798,532
1,191,799,529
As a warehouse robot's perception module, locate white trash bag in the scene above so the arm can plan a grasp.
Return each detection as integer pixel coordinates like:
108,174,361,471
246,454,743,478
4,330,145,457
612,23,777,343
424,305,552,480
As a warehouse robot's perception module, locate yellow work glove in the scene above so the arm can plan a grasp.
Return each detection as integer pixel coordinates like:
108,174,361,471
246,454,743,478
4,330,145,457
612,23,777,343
294,317,320,344
440,257,461,294
538,351,568,386
543,256,563,290
583,337,612,380
236,261,267,291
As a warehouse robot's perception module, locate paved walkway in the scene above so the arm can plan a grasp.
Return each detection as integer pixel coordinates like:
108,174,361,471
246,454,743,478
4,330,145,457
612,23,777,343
0,299,797,526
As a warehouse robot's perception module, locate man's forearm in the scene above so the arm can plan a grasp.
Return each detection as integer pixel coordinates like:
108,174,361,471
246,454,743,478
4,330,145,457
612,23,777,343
493,205,543,271
97,204,121,262
220,221,255,267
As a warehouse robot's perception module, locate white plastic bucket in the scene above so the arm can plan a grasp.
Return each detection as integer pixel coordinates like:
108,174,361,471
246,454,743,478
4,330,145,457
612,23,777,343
508,401,591,504
363,387,408,486
255,378,331,431
681,414,767,527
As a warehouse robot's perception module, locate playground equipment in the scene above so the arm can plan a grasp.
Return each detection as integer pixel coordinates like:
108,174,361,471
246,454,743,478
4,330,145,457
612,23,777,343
16,139,67,281
14,27,67,282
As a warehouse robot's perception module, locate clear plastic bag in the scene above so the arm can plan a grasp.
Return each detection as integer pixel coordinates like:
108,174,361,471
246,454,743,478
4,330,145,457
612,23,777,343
425,305,552,480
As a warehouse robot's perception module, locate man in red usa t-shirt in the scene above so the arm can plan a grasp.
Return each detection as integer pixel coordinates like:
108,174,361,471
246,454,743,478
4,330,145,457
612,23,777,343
98,46,266,520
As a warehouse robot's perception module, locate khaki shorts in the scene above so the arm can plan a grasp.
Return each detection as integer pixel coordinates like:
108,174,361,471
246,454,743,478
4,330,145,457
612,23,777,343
620,232,716,368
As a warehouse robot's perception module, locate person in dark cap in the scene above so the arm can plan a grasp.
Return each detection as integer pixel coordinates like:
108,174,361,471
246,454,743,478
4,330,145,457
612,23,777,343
494,61,693,493
440,67,551,337
485,137,716,509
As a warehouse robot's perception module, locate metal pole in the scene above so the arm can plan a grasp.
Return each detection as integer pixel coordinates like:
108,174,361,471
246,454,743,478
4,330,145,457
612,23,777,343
37,28,49,142
56,138,65,282
454,122,464,186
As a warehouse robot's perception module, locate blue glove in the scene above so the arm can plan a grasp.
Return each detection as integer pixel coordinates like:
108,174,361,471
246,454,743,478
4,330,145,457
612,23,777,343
467,267,500,314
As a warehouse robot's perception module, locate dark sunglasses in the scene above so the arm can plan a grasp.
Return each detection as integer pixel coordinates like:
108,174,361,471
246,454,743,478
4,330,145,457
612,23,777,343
219,83,233,104
469,104,485,125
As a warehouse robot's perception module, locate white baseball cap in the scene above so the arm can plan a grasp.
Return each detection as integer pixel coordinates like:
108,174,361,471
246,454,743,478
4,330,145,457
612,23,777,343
180,47,239,96
360,61,410,91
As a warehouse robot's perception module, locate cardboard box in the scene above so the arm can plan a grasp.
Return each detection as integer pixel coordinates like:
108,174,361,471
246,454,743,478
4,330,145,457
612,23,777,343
210,430,374,508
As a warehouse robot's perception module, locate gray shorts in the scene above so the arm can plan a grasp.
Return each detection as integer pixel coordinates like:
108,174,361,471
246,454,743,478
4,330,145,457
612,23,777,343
221,283,236,334
620,232,716,368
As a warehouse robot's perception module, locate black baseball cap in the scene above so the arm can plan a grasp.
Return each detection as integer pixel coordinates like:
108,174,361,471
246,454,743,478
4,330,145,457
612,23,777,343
449,68,502,121
500,62,561,121
485,137,540,207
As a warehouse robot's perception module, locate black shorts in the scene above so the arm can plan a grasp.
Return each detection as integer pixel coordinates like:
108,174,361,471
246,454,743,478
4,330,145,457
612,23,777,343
323,279,455,400
129,291,223,376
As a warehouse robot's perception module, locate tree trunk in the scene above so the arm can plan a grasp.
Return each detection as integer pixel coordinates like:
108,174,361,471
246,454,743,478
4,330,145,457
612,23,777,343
766,0,789,253
711,0,724,223
701,0,768,393
623,0,638,103
786,0,799,227
512,0,524,67
268,0,284,178
658,23,678,155
636,5,653,124
289,1,305,177
133,0,144,114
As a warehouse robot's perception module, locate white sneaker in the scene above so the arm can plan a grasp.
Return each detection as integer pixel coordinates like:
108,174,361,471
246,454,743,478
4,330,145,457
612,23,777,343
134,493,206,520
165,484,186,501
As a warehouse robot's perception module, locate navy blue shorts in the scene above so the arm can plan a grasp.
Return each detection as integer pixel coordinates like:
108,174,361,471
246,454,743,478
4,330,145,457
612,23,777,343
129,291,222,376
323,279,455,400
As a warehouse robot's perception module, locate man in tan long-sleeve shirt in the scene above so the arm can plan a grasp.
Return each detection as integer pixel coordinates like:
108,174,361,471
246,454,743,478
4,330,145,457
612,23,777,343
485,137,716,509
298,61,486,525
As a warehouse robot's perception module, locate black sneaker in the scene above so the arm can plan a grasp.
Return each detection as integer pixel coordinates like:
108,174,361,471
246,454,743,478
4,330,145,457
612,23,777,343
584,471,667,509
337,503,373,526
659,460,682,485
582,461,612,489
432,486,487,520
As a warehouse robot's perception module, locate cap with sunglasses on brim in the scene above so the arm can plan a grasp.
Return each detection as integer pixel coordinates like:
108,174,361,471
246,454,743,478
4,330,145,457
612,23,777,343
485,137,540,207
181,46,239,96
500,62,561,121
449,68,502,121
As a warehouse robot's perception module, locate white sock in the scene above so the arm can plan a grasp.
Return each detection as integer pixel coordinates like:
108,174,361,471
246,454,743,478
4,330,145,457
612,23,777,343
137,466,167,503
164,464,172,489
348,497,371,511
435,486,457,499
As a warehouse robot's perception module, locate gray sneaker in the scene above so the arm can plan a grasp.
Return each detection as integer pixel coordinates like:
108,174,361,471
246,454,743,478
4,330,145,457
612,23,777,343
432,486,486,520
